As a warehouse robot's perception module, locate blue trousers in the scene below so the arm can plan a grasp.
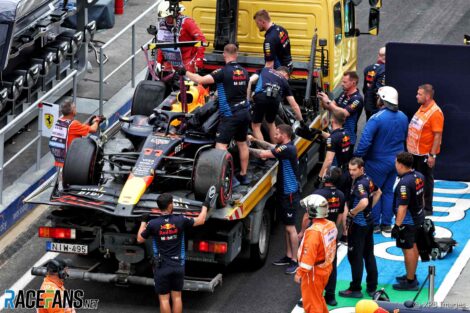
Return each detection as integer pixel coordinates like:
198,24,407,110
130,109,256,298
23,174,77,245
365,158,396,226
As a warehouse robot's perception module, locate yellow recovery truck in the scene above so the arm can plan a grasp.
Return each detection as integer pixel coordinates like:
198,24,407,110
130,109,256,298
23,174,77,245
28,0,381,292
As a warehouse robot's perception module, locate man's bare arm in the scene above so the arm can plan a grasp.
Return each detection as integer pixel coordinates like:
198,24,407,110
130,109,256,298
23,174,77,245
251,136,276,150
249,148,275,159
186,71,215,85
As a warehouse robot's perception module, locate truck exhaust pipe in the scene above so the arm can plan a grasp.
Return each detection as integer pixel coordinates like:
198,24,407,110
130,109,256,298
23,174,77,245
31,267,222,292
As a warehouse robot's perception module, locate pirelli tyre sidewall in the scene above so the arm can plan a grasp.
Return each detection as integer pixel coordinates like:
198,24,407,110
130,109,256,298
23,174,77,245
193,149,233,208
63,137,102,186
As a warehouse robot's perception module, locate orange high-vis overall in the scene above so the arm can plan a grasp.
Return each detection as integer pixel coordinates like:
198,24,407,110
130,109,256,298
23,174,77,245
37,276,75,313
296,219,337,313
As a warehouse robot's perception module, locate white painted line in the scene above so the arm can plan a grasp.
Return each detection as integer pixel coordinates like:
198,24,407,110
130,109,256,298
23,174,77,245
434,240,470,303
291,244,348,313
0,252,59,311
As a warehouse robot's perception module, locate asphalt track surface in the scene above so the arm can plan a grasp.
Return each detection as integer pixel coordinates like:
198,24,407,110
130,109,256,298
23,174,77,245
1,1,470,312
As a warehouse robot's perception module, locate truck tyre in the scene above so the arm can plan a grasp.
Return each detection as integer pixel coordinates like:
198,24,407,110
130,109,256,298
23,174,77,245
194,149,233,208
249,208,271,268
131,80,166,116
63,138,102,186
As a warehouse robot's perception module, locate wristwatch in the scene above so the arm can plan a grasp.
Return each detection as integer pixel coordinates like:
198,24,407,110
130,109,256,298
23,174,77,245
429,153,437,158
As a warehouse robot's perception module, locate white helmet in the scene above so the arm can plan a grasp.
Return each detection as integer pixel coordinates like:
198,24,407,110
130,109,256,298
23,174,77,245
377,86,399,111
158,1,185,18
300,194,329,219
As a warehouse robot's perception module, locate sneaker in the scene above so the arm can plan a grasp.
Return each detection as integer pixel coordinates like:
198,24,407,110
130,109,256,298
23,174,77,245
237,174,251,185
272,256,292,266
285,261,298,274
325,295,338,306
373,225,381,233
381,225,392,233
232,176,241,188
339,289,363,298
396,275,418,284
393,279,419,291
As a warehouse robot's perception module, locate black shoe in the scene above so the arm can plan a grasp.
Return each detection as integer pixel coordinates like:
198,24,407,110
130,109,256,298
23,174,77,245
237,174,251,185
285,261,298,274
373,225,381,233
393,279,419,291
339,235,348,245
381,225,392,233
325,295,338,306
396,275,418,284
272,256,292,266
339,289,363,298
297,299,303,308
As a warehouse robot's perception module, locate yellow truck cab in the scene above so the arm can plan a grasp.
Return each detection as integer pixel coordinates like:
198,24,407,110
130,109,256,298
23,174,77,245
185,0,381,97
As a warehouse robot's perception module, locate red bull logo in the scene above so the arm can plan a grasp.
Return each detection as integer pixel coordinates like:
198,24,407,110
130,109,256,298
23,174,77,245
160,223,175,230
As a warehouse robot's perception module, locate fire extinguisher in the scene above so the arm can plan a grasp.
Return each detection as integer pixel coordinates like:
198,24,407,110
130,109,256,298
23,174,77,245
115,0,124,15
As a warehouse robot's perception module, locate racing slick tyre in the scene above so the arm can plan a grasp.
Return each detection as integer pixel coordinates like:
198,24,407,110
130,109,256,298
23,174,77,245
249,208,271,269
131,80,166,116
63,138,102,186
194,149,233,208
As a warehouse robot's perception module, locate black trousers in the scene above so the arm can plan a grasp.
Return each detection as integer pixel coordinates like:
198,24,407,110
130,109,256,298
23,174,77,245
413,154,434,213
324,249,337,297
347,223,378,292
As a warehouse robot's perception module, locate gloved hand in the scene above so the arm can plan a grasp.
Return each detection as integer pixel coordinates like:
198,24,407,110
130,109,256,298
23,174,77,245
156,62,162,73
391,224,405,239
295,123,322,141
141,213,150,223
203,185,218,209
313,176,323,189
178,67,187,76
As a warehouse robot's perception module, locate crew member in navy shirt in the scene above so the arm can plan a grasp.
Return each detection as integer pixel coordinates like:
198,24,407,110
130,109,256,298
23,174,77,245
339,157,381,299
318,71,364,147
247,66,303,142
392,152,426,291
248,124,300,275
184,43,251,185
253,9,293,71
137,191,214,313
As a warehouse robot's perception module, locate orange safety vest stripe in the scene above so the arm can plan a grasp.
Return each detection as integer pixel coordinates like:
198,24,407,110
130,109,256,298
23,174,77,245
407,101,443,155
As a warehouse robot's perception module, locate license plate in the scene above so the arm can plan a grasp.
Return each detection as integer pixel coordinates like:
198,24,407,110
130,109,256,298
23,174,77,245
46,241,88,255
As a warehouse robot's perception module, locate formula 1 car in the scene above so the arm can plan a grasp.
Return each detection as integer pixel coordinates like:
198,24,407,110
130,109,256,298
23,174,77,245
53,77,234,215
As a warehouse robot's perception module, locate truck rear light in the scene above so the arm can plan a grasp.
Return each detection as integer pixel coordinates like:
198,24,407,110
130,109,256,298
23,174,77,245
196,240,227,254
39,227,76,239
323,83,330,92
